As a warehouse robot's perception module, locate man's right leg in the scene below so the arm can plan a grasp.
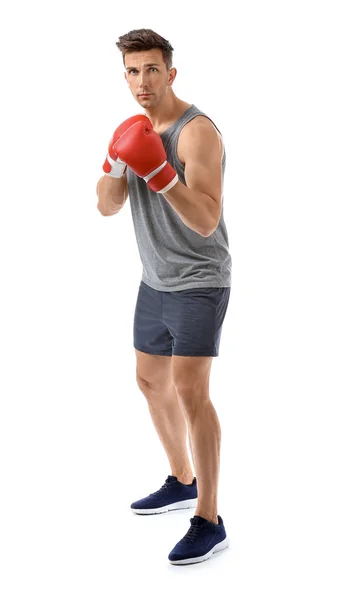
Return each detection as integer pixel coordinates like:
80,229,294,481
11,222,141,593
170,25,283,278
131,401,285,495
135,349,194,485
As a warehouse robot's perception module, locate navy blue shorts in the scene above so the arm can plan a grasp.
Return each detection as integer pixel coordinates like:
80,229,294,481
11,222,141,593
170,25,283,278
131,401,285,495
133,281,231,357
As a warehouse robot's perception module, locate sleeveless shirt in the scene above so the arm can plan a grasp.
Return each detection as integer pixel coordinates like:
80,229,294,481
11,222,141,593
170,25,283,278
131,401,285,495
126,104,232,292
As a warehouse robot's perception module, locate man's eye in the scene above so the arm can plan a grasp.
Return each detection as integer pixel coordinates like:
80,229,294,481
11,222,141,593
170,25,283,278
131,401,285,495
128,68,157,74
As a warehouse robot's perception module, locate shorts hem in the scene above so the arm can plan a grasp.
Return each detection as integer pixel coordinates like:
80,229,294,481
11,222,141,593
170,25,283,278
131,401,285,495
134,346,172,356
172,350,218,357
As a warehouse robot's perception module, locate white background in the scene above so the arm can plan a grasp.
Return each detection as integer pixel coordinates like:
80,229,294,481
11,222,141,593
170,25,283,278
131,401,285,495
1,0,351,598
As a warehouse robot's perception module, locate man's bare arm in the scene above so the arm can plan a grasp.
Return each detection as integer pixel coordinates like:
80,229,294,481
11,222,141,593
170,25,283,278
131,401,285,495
96,174,128,216
162,118,223,237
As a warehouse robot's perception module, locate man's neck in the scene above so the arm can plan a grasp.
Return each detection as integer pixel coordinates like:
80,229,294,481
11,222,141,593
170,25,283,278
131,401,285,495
145,93,192,134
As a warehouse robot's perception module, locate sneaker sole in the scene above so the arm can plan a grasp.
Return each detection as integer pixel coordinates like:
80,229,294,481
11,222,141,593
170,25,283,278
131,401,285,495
169,536,229,565
131,498,198,515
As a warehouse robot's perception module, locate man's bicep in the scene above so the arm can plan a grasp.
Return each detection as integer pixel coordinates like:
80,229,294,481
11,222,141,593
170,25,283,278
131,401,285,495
183,142,222,204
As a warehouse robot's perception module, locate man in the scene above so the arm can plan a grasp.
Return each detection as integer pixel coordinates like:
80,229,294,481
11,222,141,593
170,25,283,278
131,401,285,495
96,28,232,565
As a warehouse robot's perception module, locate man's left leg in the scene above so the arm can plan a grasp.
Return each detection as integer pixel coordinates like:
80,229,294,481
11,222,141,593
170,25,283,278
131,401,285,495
171,355,220,525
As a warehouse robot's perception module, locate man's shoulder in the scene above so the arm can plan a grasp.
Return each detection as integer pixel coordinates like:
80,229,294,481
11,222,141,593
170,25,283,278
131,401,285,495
178,114,222,158
179,112,221,141
181,114,214,133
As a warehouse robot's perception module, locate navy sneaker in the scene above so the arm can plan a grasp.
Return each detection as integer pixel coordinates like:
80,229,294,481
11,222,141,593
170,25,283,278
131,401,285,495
130,475,198,515
168,514,229,565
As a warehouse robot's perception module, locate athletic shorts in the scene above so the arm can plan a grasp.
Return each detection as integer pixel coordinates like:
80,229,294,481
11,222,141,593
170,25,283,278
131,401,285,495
133,280,231,357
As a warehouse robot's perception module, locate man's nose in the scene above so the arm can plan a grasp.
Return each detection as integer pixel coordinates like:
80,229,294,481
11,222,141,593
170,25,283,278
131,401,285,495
138,71,148,88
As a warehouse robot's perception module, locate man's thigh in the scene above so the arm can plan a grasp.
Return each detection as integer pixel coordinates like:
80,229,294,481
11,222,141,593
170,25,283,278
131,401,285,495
163,286,231,357
133,281,230,358
133,281,173,356
135,349,172,388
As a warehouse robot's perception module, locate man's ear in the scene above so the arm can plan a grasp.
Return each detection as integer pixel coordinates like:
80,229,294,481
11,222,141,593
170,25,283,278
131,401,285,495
168,67,177,87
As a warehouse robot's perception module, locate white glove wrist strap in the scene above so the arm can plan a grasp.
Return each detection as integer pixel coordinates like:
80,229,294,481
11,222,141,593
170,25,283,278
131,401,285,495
143,160,167,183
106,154,126,178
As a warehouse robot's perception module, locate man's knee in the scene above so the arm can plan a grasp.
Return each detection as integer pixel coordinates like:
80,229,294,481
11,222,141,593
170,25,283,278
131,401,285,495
136,372,170,395
135,350,173,397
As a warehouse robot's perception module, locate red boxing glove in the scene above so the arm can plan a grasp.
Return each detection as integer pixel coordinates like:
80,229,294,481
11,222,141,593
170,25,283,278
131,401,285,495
114,120,178,193
102,114,152,177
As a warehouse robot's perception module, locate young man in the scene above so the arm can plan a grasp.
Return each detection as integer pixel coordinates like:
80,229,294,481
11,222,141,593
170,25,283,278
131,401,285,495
96,28,232,565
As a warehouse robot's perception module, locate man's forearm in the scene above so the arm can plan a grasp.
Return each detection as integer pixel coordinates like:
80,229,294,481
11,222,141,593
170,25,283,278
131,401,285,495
96,175,127,216
162,180,219,237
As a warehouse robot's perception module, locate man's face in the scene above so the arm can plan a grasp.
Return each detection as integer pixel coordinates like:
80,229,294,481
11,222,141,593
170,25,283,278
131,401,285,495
124,49,175,109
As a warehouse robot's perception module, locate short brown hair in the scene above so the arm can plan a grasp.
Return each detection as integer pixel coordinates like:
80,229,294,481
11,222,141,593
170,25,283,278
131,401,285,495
116,29,174,71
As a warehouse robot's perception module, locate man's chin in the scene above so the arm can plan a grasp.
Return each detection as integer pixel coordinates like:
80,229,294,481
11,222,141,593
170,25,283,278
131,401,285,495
137,95,155,106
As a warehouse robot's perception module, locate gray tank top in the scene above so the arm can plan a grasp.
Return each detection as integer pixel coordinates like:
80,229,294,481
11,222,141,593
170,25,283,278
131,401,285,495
126,104,232,291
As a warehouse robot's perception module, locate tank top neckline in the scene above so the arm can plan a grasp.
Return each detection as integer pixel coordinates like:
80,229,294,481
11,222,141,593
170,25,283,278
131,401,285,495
143,104,196,138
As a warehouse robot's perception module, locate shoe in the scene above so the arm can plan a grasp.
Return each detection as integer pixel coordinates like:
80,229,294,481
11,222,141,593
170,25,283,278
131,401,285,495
168,514,229,565
130,475,197,515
